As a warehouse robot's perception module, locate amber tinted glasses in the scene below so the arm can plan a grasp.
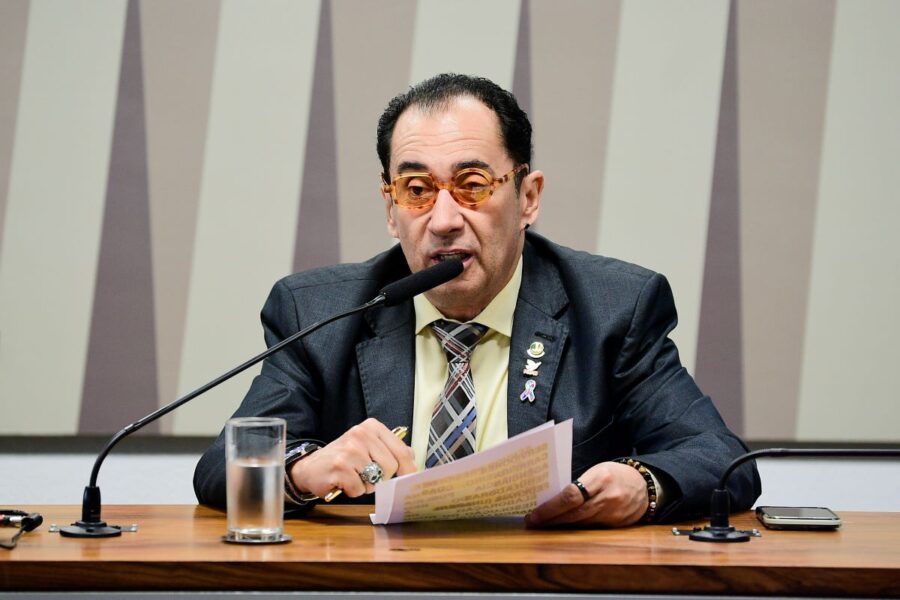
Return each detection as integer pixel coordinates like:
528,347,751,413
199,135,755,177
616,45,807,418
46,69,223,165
382,164,528,210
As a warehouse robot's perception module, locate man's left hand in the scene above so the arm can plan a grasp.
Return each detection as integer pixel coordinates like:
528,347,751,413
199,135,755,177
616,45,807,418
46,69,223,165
525,461,648,528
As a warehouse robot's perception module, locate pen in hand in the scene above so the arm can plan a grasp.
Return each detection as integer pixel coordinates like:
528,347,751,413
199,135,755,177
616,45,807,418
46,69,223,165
323,426,408,502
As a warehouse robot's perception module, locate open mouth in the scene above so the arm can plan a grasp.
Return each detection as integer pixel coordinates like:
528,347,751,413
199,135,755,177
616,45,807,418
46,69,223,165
431,251,472,266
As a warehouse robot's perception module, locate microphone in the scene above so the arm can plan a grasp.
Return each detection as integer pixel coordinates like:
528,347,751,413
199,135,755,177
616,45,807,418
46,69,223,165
379,258,463,306
0,510,43,550
60,259,463,538
677,447,900,542
1,510,43,532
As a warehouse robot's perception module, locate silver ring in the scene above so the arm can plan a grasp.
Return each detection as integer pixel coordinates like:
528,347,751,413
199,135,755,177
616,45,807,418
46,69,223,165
359,461,384,485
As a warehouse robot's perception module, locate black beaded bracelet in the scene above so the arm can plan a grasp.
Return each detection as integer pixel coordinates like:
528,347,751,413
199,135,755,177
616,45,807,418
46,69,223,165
616,458,658,522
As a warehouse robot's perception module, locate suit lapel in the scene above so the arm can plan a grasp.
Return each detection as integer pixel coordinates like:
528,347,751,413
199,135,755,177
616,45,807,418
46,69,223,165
507,241,569,437
356,301,416,432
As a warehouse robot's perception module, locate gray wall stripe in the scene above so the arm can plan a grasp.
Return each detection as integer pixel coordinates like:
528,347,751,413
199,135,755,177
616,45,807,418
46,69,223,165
294,0,340,273
80,0,160,434
0,0,30,261
695,0,744,435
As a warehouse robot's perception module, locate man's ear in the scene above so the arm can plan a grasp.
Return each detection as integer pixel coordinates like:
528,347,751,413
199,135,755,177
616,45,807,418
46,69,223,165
382,184,399,238
519,169,544,230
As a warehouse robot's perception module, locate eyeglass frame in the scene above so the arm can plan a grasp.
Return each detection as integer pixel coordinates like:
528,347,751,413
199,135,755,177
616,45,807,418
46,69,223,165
381,163,529,210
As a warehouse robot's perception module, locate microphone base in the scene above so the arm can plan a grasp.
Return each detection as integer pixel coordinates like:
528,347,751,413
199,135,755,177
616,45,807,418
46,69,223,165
59,520,123,538
686,525,755,543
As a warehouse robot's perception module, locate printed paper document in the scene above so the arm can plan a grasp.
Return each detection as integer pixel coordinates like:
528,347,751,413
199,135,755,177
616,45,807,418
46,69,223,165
370,420,572,524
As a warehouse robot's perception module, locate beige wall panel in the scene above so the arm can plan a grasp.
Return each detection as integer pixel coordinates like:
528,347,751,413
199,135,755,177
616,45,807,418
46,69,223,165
597,0,729,372
173,0,321,435
529,0,620,252
738,0,835,440
797,0,900,441
0,0,127,433
141,0,221,429
410,0,520,89
0,0,30,254
333,0,416,263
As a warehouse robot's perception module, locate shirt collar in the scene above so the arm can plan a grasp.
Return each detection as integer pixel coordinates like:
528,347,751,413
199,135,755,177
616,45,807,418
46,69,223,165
414,256,522,337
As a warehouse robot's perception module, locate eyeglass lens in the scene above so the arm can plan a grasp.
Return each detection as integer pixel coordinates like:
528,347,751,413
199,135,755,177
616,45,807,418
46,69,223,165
395,170,493,207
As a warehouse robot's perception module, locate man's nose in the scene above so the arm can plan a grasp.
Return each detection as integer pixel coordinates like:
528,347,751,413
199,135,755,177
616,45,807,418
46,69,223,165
427,189,464,234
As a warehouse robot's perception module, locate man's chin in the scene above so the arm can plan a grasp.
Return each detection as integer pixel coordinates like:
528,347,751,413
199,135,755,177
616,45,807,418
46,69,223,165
424,284,483,321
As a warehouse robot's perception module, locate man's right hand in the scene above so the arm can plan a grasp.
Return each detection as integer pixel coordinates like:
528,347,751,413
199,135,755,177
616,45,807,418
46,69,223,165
288,418,417,499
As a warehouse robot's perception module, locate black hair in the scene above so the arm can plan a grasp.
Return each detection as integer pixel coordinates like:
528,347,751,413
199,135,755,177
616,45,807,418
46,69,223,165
376,73,532,190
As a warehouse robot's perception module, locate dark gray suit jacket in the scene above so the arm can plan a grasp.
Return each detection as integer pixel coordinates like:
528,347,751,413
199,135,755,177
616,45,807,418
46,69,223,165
194,232,760,521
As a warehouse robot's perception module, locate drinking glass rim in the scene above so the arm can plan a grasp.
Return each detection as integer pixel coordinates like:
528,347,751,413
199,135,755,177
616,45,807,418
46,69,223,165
226,416,286,428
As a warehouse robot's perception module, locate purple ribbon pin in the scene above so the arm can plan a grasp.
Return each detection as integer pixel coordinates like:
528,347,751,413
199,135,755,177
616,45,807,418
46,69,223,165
520,379,536,403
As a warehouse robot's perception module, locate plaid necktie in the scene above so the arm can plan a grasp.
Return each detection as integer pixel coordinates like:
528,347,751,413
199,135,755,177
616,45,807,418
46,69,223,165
426,319,489,468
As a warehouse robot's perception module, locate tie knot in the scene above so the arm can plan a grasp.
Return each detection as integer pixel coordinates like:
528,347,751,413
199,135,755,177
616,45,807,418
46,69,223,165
431,320,489,362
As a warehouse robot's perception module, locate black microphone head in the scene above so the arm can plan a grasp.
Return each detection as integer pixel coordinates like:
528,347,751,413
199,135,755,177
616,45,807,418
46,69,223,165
379,259,464,306
22,512,43,533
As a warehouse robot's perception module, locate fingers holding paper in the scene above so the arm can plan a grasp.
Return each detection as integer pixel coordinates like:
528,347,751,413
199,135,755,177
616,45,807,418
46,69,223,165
288,418,416,499
524,461,647,528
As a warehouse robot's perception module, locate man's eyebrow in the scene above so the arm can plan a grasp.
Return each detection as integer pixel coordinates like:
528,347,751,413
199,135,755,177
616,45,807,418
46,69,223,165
453,159,492,173
395,159,494,174
396,161,429,173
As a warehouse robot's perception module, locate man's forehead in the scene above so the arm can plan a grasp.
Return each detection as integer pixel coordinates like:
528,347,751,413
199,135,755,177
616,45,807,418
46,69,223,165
402,94,496,123
389,97,506,170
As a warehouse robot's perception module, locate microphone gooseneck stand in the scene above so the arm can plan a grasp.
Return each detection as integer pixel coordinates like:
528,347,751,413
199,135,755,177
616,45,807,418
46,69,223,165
680,447,900,543
60,260,464,538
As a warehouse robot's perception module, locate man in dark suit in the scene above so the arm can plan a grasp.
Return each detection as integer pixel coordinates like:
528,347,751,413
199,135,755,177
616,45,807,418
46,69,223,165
195,74,760,526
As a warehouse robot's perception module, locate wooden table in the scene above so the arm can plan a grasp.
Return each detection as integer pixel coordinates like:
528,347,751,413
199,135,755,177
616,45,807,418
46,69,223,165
1,505,899,596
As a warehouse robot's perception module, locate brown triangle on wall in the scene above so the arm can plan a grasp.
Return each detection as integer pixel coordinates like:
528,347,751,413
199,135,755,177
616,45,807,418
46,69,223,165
141,0,221,430
0,0,30,262
529,0,620,252
511,0,532,118
735,0,835,440
695,0,744,435
293,0,340,272
80,0,160,434
332,0,417,264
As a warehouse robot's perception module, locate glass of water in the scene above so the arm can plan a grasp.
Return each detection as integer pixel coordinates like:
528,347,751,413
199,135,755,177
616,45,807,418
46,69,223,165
224,417,291,544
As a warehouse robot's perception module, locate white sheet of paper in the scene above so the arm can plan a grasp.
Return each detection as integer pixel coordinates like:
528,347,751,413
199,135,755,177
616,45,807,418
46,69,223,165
370,419,572,524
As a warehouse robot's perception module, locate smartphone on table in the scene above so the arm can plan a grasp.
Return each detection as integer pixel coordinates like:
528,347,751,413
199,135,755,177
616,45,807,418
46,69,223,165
755,506,841,530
